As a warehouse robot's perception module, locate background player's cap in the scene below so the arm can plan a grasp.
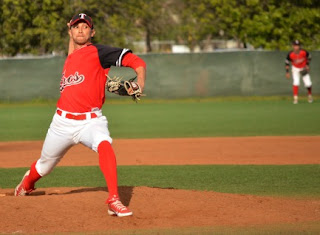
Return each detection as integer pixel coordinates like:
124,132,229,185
70,13,93,29
292,40,301,45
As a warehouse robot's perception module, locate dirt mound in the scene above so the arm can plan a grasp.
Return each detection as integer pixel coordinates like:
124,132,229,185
1,136,320,168
0,187,319,234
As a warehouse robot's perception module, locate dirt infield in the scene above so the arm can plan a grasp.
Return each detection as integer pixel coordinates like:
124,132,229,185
0,187,319,234
1,136,320,233
1,136,320,168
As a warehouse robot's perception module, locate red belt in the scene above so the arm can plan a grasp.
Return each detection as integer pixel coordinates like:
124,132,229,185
56,110,97,120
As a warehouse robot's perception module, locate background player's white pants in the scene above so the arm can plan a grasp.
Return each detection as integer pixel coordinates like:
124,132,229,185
292,66,312,87
35,110,112,176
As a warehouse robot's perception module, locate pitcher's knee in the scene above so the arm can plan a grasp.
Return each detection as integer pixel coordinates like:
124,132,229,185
35,158,56,176
98,140,112,153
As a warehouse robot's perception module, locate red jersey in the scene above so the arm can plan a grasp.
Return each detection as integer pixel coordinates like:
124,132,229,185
57,44,131,113
285,49,311,69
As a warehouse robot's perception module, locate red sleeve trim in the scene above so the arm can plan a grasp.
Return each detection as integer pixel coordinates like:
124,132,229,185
122,53,146,70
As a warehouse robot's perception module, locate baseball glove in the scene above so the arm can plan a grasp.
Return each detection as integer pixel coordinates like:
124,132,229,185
106,76,145,101
300,68,309,76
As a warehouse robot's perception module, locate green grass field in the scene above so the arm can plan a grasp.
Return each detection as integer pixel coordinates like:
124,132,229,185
1,165,319,197
0,98,320,141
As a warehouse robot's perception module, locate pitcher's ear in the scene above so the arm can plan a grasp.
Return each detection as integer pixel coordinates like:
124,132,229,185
91,29,96,38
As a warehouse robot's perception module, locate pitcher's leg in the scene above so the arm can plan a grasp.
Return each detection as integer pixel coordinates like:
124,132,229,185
98,141,132,216
80,116,133,216
24,161,41,190
98,141,118,199
15,116,74,196
80,116,117,197
36,128,74,177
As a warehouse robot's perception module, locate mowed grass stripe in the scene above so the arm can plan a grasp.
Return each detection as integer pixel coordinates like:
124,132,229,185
0,99,320,141
1,165,319,197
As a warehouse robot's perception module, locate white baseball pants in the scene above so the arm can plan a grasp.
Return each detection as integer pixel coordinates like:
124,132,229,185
35,109,112,176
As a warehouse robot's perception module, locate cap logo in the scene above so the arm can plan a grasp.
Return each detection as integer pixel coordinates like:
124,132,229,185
79,13,86,19
70,13,93,28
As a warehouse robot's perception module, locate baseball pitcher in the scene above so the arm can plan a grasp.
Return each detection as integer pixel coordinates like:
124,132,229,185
14,13,147,217
285,40,313,104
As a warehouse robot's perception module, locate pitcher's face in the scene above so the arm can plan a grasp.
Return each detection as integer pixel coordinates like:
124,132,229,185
69,22,95,45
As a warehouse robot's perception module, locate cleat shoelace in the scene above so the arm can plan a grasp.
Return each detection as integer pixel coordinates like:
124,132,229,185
111,200,128,212
19,189,27,196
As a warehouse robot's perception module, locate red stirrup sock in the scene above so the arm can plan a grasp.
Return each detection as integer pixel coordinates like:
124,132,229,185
98,141,119,202
307,86,312,95
293,85,299,96
24,161,42,190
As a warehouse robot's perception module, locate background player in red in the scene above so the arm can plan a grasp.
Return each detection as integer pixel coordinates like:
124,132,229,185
285,40,313,104
14,13,146,217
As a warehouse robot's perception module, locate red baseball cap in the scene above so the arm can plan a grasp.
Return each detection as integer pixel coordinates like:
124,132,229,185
70,13,93,29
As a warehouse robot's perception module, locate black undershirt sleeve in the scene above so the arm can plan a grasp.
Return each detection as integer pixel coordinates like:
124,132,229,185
94,44,132,69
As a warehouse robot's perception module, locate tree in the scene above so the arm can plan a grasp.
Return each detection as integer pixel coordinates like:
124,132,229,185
1,0,65,55
177,0,218,51
0,0,3,55
1,0,320,55
126,0,177,52
0,0,139,56
244,0,320,50
178,0,320,50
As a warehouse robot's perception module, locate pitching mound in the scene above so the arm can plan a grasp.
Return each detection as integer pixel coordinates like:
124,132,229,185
0,186,319,234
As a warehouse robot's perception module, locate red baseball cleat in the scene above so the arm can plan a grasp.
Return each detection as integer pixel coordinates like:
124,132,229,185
108,198,133,217
14,170,34,196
